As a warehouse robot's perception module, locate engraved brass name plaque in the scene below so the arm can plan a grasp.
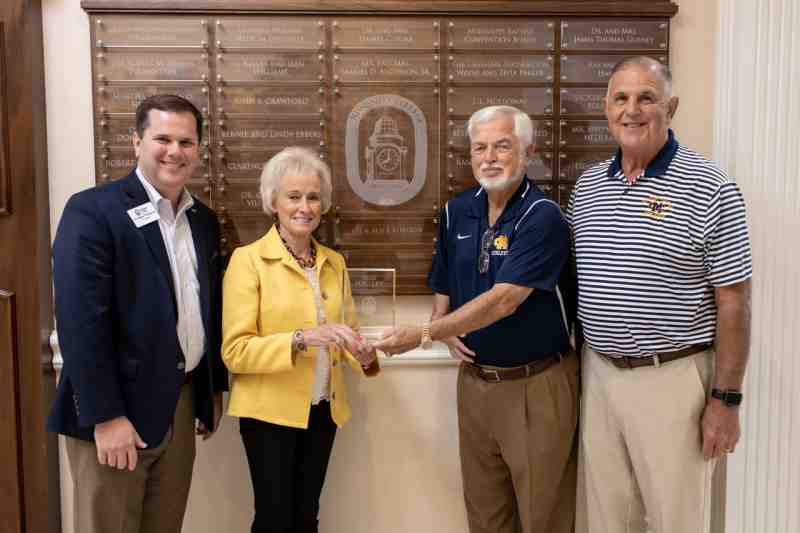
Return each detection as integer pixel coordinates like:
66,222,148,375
561,20,669,50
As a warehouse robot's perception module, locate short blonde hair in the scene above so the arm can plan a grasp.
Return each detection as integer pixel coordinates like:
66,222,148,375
259,147,333,216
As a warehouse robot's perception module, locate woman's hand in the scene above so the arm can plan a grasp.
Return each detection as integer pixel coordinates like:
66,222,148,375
303,324,377,367
303,324,361,349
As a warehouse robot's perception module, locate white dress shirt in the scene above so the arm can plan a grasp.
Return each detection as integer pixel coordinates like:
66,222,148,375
137,168,206,373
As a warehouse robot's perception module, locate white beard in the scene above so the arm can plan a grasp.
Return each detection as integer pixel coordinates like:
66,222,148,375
476,173,522,192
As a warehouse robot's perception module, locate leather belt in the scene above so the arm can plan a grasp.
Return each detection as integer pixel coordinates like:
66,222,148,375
598,344,711,369
465,349,572,383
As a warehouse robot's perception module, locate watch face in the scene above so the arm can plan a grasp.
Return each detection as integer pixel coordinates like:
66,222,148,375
375,146,401,172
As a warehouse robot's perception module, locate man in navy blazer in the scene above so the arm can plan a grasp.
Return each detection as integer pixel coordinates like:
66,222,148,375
48,94,228,533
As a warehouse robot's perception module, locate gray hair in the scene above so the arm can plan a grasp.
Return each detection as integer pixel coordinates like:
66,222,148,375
608,56,672,97
467,105,534,150
259,147,333,216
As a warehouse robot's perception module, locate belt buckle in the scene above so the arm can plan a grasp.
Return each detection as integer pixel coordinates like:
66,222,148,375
482,369,501,383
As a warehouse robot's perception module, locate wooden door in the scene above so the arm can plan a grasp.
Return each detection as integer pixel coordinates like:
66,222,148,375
0,0,60,531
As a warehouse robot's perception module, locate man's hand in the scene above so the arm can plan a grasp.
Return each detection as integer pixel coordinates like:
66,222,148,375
94,416,147,471
442,335,475,363
373,326,423,356
197,392,223,441
701,398,741,460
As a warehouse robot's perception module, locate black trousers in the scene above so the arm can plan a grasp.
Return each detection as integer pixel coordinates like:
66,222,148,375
239,401,337,533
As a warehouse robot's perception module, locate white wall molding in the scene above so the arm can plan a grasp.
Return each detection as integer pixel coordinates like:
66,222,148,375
714,1,800,532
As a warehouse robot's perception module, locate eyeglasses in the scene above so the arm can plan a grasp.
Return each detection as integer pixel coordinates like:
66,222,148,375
479,227,496,275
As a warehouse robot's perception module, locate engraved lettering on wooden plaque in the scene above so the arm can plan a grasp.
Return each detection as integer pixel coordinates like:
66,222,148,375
333,18,437,49
449,54,554,83
559,151,615,181
96,85,210,114
448,87,553,116
561,54,668,83
94,15,207,47
218,86,322,115
97,51,208,81
97,149,137,181
449,19,555,50
218,52,321,83
96,117,138,147
215,17,323,49
560,120,615,147
219,151,274,180
217,119,323,148
561,20,669,50
334,55,437,83
215,179,263,213
560,88,607,116
336,216,437,246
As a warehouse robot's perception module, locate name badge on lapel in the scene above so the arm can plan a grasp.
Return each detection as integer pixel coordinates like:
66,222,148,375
127,202,160,228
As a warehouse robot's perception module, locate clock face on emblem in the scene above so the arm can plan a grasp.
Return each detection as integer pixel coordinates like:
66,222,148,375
376,146,401,172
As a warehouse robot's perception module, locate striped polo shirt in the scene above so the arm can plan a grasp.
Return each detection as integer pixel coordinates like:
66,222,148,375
566,130,752,357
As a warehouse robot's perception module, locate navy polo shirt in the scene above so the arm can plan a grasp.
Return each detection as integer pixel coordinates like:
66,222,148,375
428,177,571,367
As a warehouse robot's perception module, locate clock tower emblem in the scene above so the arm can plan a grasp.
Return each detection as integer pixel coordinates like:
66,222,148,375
365,114,409,183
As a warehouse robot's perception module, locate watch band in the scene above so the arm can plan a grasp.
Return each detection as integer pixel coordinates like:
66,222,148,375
292,329,307,352
420,322,433,350
711,388,743,407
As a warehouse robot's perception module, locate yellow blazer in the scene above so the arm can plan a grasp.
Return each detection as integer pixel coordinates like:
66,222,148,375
222,226,379,429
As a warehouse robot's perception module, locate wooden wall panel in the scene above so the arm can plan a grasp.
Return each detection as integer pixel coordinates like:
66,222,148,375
0,290,22,533
0,22,9,217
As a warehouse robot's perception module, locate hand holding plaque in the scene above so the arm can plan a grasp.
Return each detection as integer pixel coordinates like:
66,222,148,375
343,268,397,344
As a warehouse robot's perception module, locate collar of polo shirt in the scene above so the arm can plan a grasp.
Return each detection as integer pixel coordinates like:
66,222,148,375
465,176,532,223
607,129,680,181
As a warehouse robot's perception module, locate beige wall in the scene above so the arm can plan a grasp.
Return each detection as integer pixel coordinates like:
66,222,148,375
670,0,718,157
43,1,718,531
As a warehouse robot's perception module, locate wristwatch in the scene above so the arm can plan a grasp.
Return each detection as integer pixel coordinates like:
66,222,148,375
292,330,307,352
711,388,743,407
420,322,433,350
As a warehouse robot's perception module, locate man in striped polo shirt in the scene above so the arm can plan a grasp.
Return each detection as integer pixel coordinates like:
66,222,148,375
568,56,752,533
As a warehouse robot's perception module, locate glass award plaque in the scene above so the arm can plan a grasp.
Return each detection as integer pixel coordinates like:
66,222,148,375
343,268,396,340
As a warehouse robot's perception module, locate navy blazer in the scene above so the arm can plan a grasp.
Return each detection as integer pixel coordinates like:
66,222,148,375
47,171,228,446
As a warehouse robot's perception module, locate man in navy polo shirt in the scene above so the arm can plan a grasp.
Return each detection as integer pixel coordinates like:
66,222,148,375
376,105,578,533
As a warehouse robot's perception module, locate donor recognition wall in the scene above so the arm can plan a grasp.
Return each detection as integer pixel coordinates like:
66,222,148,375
84,1,677,293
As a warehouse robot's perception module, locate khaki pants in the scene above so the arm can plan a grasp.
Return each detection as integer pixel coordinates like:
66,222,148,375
458,354,579,533
576,346,717,533
65,384,196,533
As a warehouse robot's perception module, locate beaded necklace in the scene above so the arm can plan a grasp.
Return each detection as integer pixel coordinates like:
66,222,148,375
277,224,317,269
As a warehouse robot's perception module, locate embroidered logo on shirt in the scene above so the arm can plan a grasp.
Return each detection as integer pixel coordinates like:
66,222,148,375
642,196,673,220
457,233,472,240
493,235,509,250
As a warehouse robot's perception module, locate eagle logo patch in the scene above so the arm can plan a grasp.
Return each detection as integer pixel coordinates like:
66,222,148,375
643,196,672,220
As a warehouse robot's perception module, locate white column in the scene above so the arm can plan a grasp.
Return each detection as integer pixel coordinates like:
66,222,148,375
714,1,800,532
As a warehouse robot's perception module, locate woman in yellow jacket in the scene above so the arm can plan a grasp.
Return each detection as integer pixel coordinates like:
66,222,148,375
222,147,379,533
